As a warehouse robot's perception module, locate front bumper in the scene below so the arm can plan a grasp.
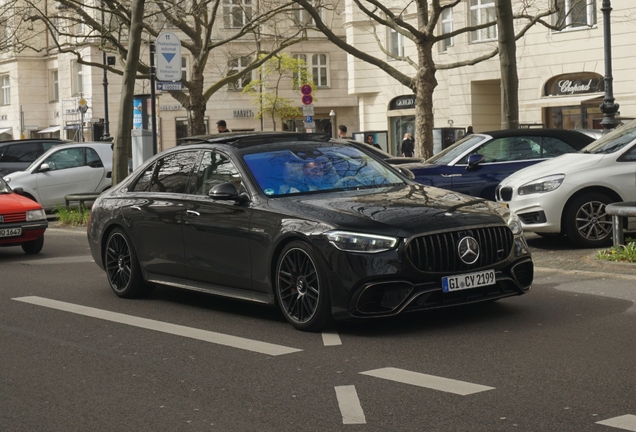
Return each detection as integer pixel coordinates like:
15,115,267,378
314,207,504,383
0,220,48,246
496,185,567,234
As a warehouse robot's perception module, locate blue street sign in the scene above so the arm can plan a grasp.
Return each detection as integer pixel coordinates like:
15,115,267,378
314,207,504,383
305,115,313,123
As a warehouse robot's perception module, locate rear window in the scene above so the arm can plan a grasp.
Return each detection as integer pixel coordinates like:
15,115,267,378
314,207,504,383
0,143,41,163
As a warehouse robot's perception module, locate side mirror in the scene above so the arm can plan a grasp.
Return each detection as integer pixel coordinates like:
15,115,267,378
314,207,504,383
398,167,416,180
13,187,24,195
466,154,485,170
38,163,51,172
209,182,249,203
88,160,104,168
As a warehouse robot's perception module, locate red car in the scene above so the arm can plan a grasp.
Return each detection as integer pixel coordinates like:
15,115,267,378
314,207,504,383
0,176,48,254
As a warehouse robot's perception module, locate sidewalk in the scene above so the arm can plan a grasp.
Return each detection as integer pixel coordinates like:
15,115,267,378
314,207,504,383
526,233,636,278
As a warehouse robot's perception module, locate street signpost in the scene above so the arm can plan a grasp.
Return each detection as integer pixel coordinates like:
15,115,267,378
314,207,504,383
156,32,182,82
156,81,183,91
301,84,314,131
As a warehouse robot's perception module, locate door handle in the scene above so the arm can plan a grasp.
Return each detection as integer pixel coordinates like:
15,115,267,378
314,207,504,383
441,174,462,178
130,205,142,211
186,210,201,216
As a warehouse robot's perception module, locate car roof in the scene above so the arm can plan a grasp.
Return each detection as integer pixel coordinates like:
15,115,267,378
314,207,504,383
0,138,69,147
179,132,332,149
478,128,595,150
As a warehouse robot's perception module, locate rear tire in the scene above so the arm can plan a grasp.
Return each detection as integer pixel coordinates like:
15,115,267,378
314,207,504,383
275,241,333,332
22,236,44,254
563,192,613,248
104,228,154,298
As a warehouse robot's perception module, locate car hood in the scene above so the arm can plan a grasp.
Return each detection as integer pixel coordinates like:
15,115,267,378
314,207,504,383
273,184,508,237
0,192,43,211
500,153,605,186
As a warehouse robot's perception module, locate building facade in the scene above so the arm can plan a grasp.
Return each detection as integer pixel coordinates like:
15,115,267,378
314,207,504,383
344,0,636,154
0,0,359,151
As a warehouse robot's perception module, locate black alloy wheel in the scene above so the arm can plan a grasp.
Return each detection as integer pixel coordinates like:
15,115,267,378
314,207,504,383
21,236,44,254
276,241,332,331
105,228,153,298
564,192,613,248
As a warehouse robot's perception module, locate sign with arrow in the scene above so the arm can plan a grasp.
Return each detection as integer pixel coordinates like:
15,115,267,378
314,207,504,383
156,32,182,82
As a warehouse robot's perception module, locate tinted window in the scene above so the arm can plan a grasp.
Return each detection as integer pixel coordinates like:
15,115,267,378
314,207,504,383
0,143,41,162
427,135,485,165
86,147,102,166
540,137,576,157
149,151,198,194
132,162,155,192
189,151,243,196
44,148,84,170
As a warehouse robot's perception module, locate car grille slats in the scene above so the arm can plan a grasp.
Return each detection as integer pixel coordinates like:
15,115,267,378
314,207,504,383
406,226,514,273
1,212,26,223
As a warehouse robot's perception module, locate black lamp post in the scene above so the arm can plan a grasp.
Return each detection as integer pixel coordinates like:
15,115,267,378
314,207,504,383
101,1,111,141
599,0,620,130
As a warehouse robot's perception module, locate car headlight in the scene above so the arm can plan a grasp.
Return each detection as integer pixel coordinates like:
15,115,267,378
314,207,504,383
26,209,46,221
326,231,399,253
518,174,565,196
506,210,523,235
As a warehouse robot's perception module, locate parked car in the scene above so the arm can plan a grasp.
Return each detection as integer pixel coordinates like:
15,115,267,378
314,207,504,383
496,119,636,248
0,139,68,176
3,142,113,211
0,176,48,254
399,129,595,201
87,132,533,331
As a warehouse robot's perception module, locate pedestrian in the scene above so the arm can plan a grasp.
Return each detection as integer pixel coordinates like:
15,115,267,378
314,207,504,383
366,134,382,150
338,125,348,138
216,120,230,133
401,133,414,157
465,125,474,136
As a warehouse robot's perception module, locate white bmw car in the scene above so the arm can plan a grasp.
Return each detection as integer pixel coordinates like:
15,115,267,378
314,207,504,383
3,142,113,211
496,120,636,248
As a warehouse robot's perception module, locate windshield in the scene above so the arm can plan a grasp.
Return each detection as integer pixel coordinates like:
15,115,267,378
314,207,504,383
243,143,404,197
0,177,10,193
582,119,636,154
426,135,487,165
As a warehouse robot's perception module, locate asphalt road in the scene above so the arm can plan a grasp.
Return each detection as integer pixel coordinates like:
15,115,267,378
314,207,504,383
1,227,636,431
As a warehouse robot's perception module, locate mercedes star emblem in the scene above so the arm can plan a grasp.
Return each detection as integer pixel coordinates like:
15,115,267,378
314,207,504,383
458,236,480,265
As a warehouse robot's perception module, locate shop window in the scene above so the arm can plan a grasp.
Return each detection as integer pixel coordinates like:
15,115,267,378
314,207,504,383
176,117,209,141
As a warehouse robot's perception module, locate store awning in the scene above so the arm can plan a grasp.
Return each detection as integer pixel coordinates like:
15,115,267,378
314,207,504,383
37,126,61,134
0,127,12,134
521,93,604,109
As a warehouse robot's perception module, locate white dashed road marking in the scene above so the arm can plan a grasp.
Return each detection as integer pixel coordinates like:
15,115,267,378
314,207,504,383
597,415,636,431
360,367,495,395
321,330,342,346
335,385,366,424
12,296,302,356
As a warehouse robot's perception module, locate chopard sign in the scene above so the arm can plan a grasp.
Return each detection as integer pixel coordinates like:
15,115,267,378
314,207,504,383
557,79,602,95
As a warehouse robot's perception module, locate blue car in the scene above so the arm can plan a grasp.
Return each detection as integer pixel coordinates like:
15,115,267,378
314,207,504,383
401,129,595,201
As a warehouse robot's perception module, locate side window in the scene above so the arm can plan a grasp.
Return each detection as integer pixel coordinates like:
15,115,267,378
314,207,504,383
44,148,84,170
0,143,40,162
190,151,244,196
506,137,541,161
150,151,198,194
620,144,636,162
460,139,507,163
42,142,60,152
539,137,577,158
86,147,103,166
132,162,155,192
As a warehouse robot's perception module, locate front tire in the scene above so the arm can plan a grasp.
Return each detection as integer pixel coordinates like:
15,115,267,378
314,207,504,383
22,236,44,254
563,193,613,248
275,241,333,332
104,228,153,298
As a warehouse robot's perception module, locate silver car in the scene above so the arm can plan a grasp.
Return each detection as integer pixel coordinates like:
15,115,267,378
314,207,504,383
3,142,113,211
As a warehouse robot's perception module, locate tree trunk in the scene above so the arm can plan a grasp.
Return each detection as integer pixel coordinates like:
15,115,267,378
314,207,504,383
413,43,438,159
496,0,519,129
112,0,146,185
187,61,207,136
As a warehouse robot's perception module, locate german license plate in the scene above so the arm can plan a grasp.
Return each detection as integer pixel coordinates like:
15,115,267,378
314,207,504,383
0,227,22,238
442,269,496,292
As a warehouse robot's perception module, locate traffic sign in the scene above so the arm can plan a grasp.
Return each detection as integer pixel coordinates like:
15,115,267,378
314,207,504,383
301,84,312,95
78,97,89,114
302,104,315,116
156,32,182,81
157,81,183,91
305,115,313,123
302,95,313,105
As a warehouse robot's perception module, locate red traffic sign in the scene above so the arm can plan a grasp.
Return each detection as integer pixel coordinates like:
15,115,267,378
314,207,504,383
302,95,313,105
301,84,312,95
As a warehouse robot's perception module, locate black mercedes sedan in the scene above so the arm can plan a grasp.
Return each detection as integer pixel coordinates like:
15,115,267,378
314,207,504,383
87,132,533,331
